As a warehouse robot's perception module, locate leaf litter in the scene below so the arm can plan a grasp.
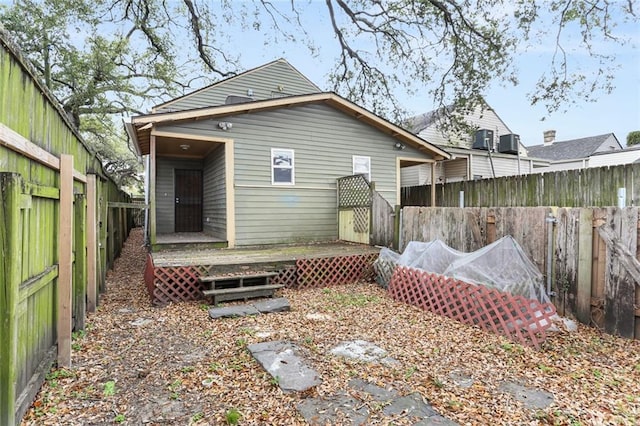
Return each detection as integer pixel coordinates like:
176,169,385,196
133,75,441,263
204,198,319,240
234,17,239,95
22,228,640,425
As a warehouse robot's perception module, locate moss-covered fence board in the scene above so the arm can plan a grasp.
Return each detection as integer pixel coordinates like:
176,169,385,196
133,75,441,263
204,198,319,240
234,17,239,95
1,29,134,425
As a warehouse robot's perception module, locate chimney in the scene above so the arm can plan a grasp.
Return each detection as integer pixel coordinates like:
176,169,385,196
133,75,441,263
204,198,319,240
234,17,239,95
543,130,556,146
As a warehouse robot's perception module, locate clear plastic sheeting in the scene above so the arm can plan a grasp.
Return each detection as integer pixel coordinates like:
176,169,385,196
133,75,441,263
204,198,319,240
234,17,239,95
373,248,400,288
397,240,465,274
443,236,548,304
376,236,550,304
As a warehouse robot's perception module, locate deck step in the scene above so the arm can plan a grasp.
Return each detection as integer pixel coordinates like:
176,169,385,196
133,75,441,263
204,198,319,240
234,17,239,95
202,284,284,304
199,271,279,283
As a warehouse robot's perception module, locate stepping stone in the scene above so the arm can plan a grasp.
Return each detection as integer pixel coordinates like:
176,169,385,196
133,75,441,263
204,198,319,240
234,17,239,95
248,341,321,393
382,393,437,418
348,378,398,402
252,298,290,313
330,340,399,366
498,381,554,410
297,393,369,426
208,305,259,319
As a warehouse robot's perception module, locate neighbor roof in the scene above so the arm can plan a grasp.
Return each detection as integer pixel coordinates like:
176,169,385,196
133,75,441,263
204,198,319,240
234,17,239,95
526,133,620,161
126,92,450,160
407,100,512,135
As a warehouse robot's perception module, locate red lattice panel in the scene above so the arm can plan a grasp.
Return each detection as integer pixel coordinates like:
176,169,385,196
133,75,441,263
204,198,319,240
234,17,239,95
388,266,557,349
271,267,298,288
295,253,378,289
151,265,209,305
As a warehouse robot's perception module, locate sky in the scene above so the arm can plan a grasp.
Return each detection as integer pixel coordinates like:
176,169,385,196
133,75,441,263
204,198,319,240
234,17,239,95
223,1,640,147
1,0,638,147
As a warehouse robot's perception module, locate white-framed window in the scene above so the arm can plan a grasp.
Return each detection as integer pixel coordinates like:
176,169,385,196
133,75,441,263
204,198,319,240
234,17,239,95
352,155,371,181
271,148,295,185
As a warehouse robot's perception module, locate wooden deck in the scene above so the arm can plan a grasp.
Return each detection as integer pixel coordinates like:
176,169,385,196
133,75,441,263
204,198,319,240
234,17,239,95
151,241,380,267
145,241,381,305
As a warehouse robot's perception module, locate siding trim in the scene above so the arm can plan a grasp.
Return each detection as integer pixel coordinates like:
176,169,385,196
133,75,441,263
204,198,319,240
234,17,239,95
235,184,334,191
149,130,236,247
152,130,233,144
225,140,236,248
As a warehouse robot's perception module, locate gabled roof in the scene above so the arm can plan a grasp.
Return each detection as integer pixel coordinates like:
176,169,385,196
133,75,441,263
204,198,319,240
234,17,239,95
407,100,513,135
126,92,450,160
526,133,620,161
152,58,321,111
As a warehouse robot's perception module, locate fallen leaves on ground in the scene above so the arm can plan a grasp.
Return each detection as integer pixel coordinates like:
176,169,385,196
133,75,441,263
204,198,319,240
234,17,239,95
22,228,640,425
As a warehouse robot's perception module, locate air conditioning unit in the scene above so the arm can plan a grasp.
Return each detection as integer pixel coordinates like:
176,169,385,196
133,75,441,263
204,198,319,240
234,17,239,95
472,129,494,150
498,134,520,154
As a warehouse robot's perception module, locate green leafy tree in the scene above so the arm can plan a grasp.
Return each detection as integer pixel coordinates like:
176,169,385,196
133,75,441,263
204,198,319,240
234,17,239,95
627,131,640,147
1,0,636,175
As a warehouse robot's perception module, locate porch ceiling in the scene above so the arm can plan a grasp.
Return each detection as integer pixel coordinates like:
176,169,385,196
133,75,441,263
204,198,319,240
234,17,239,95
156,135,222,158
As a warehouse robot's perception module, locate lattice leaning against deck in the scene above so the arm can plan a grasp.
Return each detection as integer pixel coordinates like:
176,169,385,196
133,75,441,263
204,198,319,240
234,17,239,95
295,253,378,289
387,266,557,349
143,255,299,304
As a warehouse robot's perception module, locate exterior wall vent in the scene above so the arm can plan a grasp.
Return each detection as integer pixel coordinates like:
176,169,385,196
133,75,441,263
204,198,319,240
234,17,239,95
472,129,494,150
225,95,254,105
498,134,520,154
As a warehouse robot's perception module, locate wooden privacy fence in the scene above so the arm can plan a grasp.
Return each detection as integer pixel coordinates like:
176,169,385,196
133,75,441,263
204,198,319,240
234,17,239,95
400,207,640,340
402,163,640,208
337,175,395,247
1,29,135,426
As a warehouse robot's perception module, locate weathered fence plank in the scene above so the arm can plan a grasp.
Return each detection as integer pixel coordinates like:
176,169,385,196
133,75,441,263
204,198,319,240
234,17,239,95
402,163,640,208
74,192,87,331
57,155,74,367
86,175,98,312
601,208,638,338
576,209,593,324
400,206,639,340
0,174,22,426
371,191,394,247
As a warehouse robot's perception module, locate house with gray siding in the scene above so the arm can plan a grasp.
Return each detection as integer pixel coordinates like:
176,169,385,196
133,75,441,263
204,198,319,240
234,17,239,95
404,102,549,185
525,131,630,172
126,60,449,248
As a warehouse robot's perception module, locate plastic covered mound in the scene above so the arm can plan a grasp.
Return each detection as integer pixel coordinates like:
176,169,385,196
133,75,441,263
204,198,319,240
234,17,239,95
375,236,550,304
397,240,465,274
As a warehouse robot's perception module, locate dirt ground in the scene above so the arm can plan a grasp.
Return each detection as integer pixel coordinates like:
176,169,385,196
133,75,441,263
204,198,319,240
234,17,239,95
21,228,640,425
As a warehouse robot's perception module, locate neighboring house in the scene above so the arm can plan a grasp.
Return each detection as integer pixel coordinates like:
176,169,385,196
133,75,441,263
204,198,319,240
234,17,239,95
404,102,549,186
525,131,633,172
126,59,449,248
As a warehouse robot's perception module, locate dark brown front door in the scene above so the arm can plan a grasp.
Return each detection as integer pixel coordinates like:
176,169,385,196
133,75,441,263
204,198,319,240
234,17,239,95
175,169,202,232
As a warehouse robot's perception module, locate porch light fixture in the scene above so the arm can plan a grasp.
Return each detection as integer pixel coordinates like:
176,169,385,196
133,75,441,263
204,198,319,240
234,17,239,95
179,144,190,151
218,121,233,131
394,142,405,150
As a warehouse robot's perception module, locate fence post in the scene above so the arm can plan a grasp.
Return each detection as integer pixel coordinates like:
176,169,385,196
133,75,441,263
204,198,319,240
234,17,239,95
74,192,87,330
394,205,401,250
576,208,593,324
57,154,73,367
86,174,98,312
0,173,22,426
486,214,496,244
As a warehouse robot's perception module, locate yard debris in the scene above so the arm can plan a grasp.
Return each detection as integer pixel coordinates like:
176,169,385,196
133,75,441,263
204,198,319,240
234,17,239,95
20,228,640,425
